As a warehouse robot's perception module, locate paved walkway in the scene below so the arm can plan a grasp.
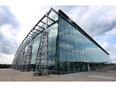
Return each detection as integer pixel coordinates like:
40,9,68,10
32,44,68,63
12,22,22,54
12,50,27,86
0,69,116,81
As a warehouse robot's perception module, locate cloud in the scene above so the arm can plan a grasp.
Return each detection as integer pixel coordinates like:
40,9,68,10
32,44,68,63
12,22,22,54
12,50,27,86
104,28,116,38
102,42,116,54
0,53,14,64
56,6,116,37
0,6,19,27
1,6,115,64
80,6,116,37
0,6,19,55
54,6,116,63
102,42,116,62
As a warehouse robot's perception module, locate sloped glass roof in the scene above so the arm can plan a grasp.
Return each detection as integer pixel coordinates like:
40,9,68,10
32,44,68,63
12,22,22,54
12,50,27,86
15,8,58,56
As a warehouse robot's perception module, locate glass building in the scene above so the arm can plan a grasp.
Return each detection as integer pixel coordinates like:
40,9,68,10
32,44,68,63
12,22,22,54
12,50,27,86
12,8,111,75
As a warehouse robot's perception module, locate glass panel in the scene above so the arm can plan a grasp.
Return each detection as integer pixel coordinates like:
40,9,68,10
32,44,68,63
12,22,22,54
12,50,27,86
58,15,111,73
47,22,58,72
48,10,58,21
31,34,41,64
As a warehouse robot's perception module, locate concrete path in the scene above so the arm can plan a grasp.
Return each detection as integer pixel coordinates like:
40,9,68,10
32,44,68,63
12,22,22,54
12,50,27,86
0,69,116,81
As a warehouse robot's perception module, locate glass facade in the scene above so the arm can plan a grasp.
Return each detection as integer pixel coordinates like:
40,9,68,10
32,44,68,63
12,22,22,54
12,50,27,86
47,23,58,73
12,8,111,75
58,14,111,74
32,34,41,64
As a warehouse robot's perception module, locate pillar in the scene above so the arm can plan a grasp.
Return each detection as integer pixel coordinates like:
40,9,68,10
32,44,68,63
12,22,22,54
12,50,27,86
87,63,90,71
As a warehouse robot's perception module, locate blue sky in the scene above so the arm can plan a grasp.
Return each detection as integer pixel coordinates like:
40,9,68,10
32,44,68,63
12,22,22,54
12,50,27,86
0,4,116,64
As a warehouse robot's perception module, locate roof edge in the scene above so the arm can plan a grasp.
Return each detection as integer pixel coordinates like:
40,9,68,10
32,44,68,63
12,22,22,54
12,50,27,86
58,9,109,55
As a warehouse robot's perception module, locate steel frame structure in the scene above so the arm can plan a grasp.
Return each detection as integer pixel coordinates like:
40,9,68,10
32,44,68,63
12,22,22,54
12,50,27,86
12,8,110,75
11,8,58,73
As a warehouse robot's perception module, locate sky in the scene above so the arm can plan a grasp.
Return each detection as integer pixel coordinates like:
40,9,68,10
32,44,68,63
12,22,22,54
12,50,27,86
0,1,116,64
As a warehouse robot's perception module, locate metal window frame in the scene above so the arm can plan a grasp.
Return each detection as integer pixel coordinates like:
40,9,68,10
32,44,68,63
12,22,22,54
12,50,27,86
15,8,58,58
13,8,110,73
58,10,109,55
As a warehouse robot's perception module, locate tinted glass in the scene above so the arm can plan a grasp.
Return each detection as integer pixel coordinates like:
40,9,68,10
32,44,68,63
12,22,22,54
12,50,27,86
58,15,111,74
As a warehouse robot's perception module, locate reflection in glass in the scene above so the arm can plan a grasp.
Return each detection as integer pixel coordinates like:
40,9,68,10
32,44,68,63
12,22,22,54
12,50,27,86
58,15,111,74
